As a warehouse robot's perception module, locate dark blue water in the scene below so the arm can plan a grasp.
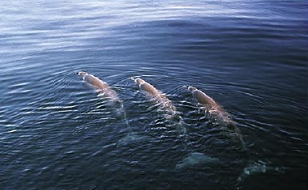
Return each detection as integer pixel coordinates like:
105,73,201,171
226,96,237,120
0,0,307,189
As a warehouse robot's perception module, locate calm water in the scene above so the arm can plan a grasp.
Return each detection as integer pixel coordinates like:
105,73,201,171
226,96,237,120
0,0,307,189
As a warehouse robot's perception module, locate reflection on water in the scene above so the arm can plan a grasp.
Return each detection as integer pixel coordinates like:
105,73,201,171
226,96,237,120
0,0,307,189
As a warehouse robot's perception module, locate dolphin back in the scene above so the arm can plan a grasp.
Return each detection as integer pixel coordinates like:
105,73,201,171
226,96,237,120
189,86,217,108
77,71,108,90
84,74,109,90
139,82,159,96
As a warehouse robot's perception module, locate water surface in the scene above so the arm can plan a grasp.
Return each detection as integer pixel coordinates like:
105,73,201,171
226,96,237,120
0,0,307,189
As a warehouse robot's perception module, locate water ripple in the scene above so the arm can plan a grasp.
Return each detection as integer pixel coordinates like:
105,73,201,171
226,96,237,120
0,0,307,189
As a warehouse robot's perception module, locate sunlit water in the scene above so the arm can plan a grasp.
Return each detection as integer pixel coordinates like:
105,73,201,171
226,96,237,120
0,0,307,189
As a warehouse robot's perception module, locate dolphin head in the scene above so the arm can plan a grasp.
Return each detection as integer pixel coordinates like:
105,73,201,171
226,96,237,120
188,86,197,91
134,78,145,85
77,71,88,77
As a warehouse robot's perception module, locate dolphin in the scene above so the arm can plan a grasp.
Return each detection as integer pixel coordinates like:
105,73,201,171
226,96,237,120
134,78,177,118
188,86,245,148
188,86,234,125
132,77,188,135
77,71,121,105
77,72,148,146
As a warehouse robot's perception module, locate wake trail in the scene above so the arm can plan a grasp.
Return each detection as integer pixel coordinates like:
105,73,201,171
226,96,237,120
118,103,133,133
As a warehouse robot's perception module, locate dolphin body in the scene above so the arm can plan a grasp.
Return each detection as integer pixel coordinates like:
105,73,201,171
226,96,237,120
188,86,245,149
188,86,234,125
77,71,121,106
134,78,177,119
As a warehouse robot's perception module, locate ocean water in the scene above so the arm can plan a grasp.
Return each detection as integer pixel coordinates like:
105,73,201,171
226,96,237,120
0,0,307,189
